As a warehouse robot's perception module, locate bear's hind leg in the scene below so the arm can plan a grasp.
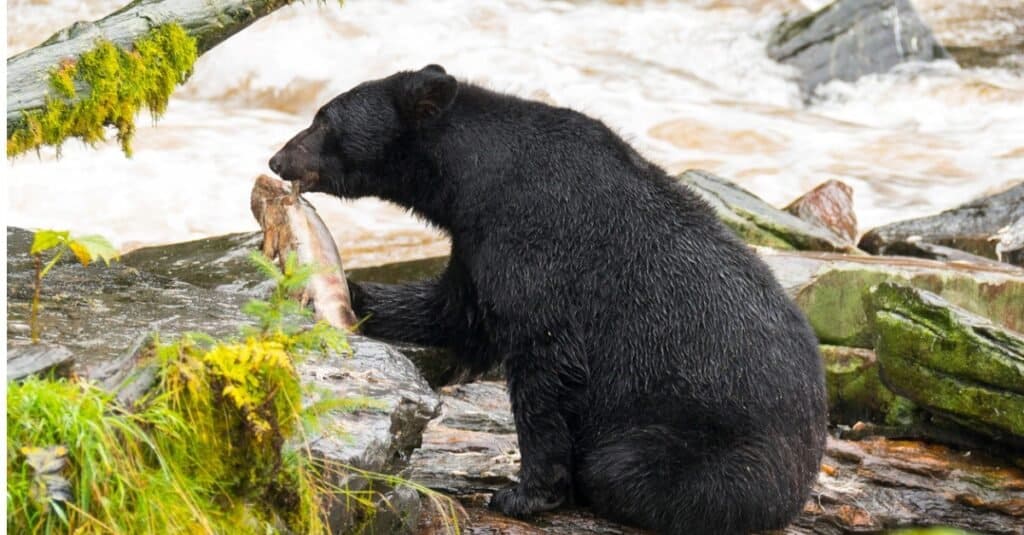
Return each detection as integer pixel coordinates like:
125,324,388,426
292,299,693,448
578,426,815,534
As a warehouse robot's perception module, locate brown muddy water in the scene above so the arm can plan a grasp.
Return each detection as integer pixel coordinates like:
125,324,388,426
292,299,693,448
6,0,1023,267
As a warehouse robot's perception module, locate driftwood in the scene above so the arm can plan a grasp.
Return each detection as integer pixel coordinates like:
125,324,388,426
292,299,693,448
7,0,295,131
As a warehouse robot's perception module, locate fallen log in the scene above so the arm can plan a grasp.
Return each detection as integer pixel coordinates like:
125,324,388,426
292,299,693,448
7,0,301,156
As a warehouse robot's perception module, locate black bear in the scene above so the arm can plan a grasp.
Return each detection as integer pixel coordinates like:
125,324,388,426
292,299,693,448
270,65,827,534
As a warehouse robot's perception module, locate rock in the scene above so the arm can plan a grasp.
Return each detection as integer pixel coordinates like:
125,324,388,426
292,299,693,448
676,170,858,252
870,283,1024,443
820,345,915,426
349,256,449,285
895,241,1016,268
784,179,858,243
121,230,450,293
6,343,74,380
7,227,254,371
7,226,443,533
767,0,951,96
121,231,272,295
405,381,519,495
858,182,1024,265
301,335,442,534
407,380,1024,534
792,437,1024,535
758,248,1024,347
996,217,1024,267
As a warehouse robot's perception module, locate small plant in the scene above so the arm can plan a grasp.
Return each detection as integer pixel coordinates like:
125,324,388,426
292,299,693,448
28,229,118,343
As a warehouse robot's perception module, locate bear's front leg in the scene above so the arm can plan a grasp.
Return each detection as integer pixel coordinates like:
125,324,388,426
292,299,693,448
349,275,467,347
490,353,578,517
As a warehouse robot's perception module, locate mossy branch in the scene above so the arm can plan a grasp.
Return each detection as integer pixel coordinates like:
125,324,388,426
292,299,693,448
6,0,301,157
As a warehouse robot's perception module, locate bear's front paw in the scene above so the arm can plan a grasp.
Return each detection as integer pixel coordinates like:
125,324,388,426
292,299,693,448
489,485,564,518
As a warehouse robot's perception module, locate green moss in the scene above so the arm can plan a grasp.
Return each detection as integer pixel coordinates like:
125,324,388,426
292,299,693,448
820,344,916,426
7,24,198,158
796,268,1024,348
721,218,796,250
871,283,1024,439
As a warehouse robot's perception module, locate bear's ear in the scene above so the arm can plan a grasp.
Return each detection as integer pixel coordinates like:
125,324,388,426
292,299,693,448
398,65,458,125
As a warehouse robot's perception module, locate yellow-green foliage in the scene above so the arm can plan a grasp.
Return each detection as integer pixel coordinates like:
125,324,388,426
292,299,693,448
7,377,219,533
7,24,198,158
7,330,344,533
7,252,346,533
7,251,462,533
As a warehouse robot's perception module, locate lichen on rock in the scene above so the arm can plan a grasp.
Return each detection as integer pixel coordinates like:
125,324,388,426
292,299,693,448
6,23,198,158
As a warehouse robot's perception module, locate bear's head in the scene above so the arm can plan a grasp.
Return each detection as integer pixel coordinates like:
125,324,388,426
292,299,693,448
268,64,458,200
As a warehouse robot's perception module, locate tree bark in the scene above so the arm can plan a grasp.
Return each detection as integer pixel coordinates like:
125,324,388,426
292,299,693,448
7,0,295,132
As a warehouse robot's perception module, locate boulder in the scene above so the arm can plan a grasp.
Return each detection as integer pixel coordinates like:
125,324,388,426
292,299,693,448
767,0,951,96
7,227,253,371
407,381,1024,534
676,170,858,252
820,345,914,426
996,217,1024,267
870,283,1024,443
120,231,272,295
301,336,442,534
784,179,858,243
758,248,1024,347
6,226,442,533
859,182,1024,265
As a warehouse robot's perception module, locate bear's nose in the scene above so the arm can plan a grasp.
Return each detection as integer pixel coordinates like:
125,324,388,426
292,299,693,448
269,152,284,175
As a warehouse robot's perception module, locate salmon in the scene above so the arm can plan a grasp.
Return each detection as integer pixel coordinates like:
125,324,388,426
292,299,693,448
250,174,358,330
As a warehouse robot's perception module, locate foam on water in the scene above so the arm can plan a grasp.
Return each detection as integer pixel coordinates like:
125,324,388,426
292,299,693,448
6,0,1023,265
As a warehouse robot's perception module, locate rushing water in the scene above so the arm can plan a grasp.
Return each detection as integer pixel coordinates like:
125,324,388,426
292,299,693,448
6,0,1024,267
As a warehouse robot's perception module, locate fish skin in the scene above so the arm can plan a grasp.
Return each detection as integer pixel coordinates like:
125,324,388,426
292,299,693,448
251,174,358,330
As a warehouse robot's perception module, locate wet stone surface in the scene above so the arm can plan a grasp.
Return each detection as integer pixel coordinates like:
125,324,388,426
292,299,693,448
757,247,1024,347
859,182,1024,265
302,336,442,534
768,0,951,96
408,381,1024,534
7,227,254,372
784,179,858,244
676,170,857,253
6,226,442,533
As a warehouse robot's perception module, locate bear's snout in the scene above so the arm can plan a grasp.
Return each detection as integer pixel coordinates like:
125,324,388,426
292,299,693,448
269,124,325,191
268,151,287,176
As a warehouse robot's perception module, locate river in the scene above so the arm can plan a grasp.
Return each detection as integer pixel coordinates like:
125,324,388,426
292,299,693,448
6,0,1023,267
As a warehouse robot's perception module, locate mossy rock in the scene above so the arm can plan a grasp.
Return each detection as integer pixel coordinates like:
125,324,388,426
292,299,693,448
758,249,1024,348
870,283,1024,441
675,170,857,252
821,345,916,426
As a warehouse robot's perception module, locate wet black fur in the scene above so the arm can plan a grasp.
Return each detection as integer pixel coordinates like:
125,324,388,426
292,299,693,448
270,65,827,534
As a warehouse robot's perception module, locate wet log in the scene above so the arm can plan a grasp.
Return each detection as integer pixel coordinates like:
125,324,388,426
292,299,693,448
7,0,296,133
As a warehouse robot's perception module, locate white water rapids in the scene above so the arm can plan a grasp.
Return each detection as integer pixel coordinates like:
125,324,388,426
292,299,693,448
6,0,1023,266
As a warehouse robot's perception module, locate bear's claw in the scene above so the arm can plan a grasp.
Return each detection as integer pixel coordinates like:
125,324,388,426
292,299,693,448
489,485,564,518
